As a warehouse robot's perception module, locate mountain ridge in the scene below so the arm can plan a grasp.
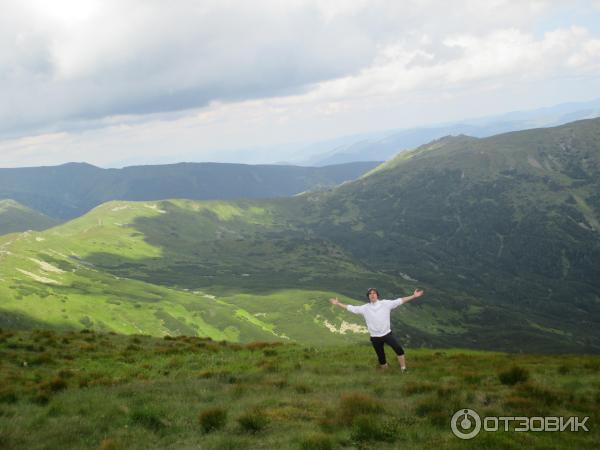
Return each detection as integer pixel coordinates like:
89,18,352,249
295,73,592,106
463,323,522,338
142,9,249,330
1,118,599,353
0,161,380,225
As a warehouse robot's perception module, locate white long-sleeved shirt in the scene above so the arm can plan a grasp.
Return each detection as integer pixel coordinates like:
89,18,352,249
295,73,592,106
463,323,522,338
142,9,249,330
346,298,404,337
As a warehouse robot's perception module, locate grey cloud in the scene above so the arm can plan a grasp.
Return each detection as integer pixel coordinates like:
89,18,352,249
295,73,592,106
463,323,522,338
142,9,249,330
0,1,379,136
0,0,567,137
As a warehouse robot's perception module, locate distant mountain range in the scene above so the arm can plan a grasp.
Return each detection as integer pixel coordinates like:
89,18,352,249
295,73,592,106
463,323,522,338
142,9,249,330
295,97,600,166
1,118,599,353
0,161,380,224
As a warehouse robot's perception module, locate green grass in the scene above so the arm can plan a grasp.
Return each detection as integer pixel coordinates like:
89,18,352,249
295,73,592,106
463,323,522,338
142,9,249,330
0,329,598,449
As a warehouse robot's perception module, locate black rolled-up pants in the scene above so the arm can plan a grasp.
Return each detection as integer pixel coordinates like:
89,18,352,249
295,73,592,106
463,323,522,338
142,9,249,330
369,332,404,365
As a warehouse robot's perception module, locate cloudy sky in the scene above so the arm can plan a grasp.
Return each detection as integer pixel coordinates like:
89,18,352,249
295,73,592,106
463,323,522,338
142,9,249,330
1,0,600,167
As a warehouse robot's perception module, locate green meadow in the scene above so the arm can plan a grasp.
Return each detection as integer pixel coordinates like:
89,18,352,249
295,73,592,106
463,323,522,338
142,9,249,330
0,199,415,346
1,329,598,449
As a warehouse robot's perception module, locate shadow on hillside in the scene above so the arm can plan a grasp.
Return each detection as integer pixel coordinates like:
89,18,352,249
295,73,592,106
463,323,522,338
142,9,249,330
83,200,388,297
75,200,600,354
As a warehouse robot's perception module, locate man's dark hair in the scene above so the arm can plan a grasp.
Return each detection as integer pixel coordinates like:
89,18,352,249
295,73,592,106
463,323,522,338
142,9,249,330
366,288,380,300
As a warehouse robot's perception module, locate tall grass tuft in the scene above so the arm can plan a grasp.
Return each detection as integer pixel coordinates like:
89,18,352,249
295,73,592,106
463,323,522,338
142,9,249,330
299,433,334,450
498,366,529,385
130,407,166,432
339,393,383,423
198,407,227,433
350,415,397,443
237,408,269,432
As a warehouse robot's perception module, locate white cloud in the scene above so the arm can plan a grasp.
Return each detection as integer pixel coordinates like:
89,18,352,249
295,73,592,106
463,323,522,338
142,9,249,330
285,25,600,107
1,0,600,166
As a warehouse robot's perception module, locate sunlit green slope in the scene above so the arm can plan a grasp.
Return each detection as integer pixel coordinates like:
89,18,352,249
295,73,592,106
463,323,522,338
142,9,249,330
0,200,373,344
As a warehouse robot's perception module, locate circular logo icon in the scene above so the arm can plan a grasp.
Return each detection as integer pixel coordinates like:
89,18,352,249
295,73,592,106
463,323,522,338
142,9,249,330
451,408,481,439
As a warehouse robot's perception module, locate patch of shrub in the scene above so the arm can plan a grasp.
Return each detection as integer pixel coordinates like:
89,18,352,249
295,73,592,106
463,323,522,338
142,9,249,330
258,360,279,373
515,383,562,406
402,382,435,395
153,346,181,355
295,383,312,394
31,391,51,405
0,387,18,404
130,407,166,432
339,393,383,422
264,377,287,389
499,366,529,385
237,408,269,433
414,397,445,417
31,352,54,365
350,415,397,443
436,385,454,398
428,411,449,427
462,371,482,385
79,343,97,352
57,369,74,379
245,341,277,350
98,438,121,450
557,365,570,375
31,377,68,404
227,343,244,351
504,395,536,413
198,407,227,433
299,433,334,450
198,369,231,379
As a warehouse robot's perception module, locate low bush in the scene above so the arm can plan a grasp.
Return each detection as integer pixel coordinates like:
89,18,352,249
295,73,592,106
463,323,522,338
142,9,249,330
339,393,383,422
198,407,227,433
499,366,529,385
237,408,269,432
299,433,334,450
130,407,166,432
351,415,397,443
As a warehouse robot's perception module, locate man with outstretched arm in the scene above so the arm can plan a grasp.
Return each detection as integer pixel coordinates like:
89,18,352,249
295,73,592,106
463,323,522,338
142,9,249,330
329,288,424,371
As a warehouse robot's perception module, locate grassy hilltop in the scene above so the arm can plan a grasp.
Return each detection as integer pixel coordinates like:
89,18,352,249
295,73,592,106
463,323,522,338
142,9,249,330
0,329,598,450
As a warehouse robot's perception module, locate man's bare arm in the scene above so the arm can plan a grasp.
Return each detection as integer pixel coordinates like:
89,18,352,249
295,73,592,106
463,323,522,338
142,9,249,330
329,297,348,310
401,289,425,304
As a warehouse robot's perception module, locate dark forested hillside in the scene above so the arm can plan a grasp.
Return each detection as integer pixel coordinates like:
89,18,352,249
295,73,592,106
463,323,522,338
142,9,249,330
0,161,379,221
296,119,600,351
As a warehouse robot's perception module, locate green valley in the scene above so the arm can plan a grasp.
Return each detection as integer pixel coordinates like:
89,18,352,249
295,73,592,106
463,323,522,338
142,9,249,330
1,119,600,353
